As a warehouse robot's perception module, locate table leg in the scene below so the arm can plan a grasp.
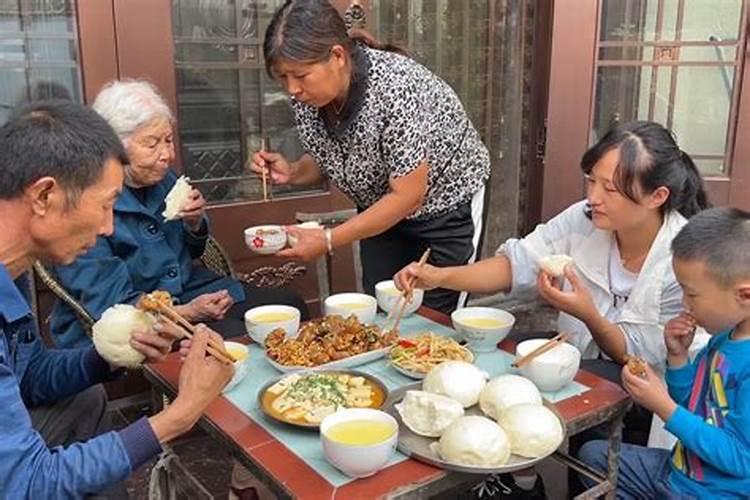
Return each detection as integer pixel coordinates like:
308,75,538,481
604,408,624,500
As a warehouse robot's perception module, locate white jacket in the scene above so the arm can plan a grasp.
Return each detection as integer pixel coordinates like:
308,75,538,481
498,200,687,373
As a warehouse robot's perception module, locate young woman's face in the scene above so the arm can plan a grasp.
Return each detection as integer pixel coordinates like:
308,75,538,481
272,45,349,108
585,147,667,232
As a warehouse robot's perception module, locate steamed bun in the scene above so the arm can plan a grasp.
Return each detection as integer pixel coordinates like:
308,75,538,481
479,374,542,420
422,361,487,408
162,175,193,221
497,403,564,458
92,304,156,368
435,415,511,467
398,390,464,437
538,254,574,277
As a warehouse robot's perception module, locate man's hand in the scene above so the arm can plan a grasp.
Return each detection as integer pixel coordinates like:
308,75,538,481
621,362,677,422
129,321,179,363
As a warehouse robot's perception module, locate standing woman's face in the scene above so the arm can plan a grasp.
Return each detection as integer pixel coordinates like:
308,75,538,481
585,147,669,232
272,45,350,108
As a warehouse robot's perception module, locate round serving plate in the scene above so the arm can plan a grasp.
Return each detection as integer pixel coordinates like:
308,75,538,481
257,369,390,430
383,382,567,474
386,343,474,380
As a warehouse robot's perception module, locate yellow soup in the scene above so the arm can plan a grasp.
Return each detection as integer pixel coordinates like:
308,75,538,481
461,317,507,329
335,302,369,310
227,348,248,362
326,420,395,446
251,312,295,323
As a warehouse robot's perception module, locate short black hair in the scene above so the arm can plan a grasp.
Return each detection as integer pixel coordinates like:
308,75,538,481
0,99,128,204
672,207,750,286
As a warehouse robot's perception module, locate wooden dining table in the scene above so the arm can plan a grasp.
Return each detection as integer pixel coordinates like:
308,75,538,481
144,307,631,499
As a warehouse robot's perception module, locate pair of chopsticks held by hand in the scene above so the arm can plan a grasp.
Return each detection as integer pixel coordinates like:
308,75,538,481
511,332,569,368
386,248,431,333
260,137,272,202
138,293,236,364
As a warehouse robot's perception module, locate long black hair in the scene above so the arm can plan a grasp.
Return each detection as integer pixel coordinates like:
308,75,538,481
581,121,710,218
263,0,405,77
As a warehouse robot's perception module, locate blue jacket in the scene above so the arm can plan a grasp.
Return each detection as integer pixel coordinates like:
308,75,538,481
51,170,244,348
0,267,160,498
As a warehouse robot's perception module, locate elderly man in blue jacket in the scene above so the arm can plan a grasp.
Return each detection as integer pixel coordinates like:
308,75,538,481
0,100,233,498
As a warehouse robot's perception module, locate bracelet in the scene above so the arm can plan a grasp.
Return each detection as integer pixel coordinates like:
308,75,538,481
324,228,334,256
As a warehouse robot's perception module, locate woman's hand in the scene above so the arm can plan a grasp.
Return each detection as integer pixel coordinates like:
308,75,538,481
664,312,696,368
180,188,207,232
537,265,598,322
621,362,677,422
394,262,444,294
129,321,179,363
249,151,294,185
277,226,327,261
176,290,234,322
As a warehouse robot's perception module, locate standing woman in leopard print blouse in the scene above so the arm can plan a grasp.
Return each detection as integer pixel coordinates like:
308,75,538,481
250,0,490,314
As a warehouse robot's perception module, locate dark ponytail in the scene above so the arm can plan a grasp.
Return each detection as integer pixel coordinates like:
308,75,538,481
264,0,406,77
581,120,711,219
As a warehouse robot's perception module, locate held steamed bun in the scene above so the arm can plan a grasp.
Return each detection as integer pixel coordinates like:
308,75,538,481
162,175,193,221
479,374,542,420
497,403,564,458
398,390,464,437
422,361,487,408
435,415,511,467
92,304,156,368
538,254,574,277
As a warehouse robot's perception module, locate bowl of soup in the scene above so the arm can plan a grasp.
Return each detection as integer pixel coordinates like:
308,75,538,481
324,293,377,325
244,305,301,345
244,225,287,255
320,408,398,478
515,338,581,391
451,307,516,352
223,341,250,392
375,280,423,317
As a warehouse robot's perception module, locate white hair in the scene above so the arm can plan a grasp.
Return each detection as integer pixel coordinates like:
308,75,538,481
92,79,174,145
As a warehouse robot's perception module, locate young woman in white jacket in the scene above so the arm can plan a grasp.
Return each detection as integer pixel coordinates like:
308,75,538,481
395,120,710,498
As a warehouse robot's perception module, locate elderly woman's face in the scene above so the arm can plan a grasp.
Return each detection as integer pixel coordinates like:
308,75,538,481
125,117,175,187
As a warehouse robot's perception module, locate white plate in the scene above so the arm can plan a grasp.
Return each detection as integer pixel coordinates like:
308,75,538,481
265,347,388,372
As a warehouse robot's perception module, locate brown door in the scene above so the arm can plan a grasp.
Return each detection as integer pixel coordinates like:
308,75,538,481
543,0,750,220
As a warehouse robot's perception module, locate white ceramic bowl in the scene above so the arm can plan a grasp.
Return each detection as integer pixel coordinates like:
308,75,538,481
324,293,377,325
244,305,301,345
515,338,581,392
451,307,516,353
375,280,423,317
320,408,398,478
223,341,250,392
244,225,287,255
288,221,322,247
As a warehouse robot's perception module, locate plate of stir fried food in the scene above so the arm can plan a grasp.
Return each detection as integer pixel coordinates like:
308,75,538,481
264,314,399,372
258,370,388,427
388,332,474,379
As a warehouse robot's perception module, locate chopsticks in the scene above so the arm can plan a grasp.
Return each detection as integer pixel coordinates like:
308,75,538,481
153,301,236,364
511,332,569,368
386,248,431,333
260,137,271,202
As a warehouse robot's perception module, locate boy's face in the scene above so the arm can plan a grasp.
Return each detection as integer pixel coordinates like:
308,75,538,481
673,258,750,333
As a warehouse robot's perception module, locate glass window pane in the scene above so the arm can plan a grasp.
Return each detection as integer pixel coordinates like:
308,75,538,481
28,38,77,62
172,0,237,38
175,43,238,64
28,0,75,33
681,0,742,42
29,67,80,101
0,0,22,32
680,45,736,63
0,67,27,123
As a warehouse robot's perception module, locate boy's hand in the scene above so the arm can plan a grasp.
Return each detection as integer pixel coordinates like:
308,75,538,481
622,362,677,422
665,312,696,368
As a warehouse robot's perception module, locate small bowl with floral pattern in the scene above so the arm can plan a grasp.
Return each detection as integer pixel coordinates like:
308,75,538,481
244,225,287,255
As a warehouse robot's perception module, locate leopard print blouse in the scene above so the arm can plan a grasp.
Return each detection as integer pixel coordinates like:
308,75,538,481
291,45,490,221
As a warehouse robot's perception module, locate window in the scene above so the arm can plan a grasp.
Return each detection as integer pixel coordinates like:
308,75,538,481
0,0,82,124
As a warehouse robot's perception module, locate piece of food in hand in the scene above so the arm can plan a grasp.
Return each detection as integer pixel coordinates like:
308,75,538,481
136,290,173,313
162,175,193,221
625,355,648,379
538,254,574,277
497,403,564,458
92,304,156,368
398,390,464,437
433,415,511,467
479,374,542,420
422,361,488,408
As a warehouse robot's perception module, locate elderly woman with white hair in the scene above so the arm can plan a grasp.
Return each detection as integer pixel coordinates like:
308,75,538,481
51,79,308,348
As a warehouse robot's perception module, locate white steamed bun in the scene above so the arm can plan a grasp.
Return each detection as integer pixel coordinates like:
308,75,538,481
435,415,511,467
497,403,564,458
398,390,464,437
479,374,542,420
162,175,193,221
92,304,156,368
422,361,487,408
538,254,574,277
